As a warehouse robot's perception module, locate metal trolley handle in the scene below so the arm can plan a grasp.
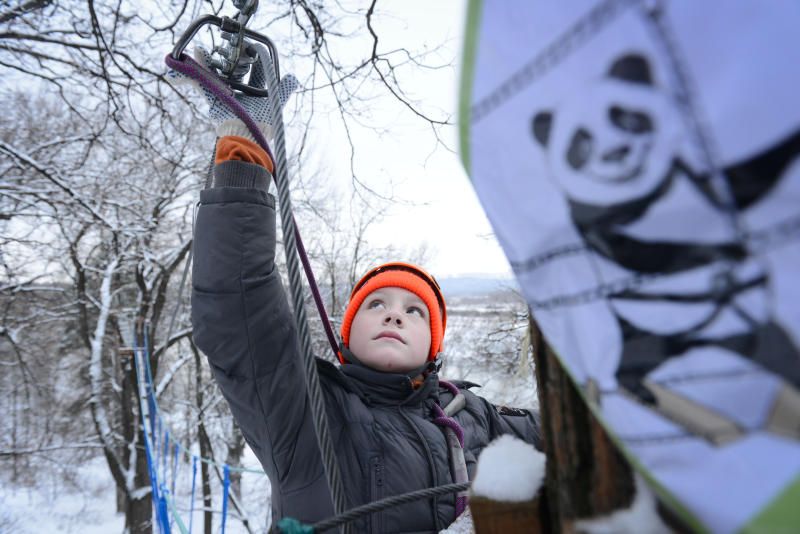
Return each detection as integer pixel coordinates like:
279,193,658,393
171,14,280,97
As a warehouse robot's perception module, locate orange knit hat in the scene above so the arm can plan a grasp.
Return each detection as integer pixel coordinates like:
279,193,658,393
339,262,447,364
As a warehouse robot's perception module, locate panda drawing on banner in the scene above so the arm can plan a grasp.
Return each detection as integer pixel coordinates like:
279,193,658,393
530,51,800,446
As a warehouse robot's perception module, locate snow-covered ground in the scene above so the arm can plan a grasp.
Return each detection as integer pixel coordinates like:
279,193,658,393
3,448,271,533
2,456,126,533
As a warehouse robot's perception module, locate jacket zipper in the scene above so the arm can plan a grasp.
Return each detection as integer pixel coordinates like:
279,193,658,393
370,455,384,533
401,409,443,531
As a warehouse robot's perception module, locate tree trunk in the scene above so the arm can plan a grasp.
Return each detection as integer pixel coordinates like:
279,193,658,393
529,316,698,533
193,341,214,534
124,320,154,534
471,315,636,534
226,421,246,498
530,317,635,532
199,425,214,534
127,430,154,533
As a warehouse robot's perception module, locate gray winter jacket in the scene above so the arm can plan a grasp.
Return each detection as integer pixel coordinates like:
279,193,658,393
192,160,541,533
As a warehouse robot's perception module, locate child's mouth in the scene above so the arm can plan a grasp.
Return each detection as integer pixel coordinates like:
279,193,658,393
375,331,405,343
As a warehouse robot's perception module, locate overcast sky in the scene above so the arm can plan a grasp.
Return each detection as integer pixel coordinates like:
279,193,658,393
290,1,514,278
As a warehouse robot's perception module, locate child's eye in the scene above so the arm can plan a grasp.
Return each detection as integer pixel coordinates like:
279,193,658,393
407,306,424,317
367,299,385,310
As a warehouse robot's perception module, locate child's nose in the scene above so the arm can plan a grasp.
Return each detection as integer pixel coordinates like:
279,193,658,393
383,310,402,326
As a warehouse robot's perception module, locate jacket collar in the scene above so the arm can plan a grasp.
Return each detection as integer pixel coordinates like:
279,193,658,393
340,363,440,407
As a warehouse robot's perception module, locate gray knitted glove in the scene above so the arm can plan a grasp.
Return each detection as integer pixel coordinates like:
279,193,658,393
168,43,299,143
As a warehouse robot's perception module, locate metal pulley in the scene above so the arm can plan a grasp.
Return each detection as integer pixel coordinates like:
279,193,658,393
210,0,258,81
170,0,279,96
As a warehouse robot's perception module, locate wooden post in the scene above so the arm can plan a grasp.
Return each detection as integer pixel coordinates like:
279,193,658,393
531,317,695,533
470,496,542,534
530,317,635,532
470,316,694,533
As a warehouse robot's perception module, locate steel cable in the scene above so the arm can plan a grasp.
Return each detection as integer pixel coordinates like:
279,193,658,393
312,482,470,533
259,54,351,532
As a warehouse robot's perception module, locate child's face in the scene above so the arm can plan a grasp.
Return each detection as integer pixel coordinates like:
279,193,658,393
348,286,431,374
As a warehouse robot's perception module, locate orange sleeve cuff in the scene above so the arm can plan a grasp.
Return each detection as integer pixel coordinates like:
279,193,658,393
215,136,274,173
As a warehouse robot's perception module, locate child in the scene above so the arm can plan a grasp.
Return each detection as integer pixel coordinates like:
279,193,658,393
187,46,541,533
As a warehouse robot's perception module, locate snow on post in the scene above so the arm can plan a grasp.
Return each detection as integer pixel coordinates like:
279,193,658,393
469,434,546,533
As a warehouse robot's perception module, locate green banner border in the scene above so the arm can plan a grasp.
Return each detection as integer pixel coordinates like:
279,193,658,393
458,0,482,179
739,473,800,534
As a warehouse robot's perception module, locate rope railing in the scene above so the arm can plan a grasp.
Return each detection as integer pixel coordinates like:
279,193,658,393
132,329,264,534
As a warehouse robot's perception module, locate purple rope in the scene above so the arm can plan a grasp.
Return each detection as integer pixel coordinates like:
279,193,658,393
433,402,468,517
165,53,340,358
455,494,468,517
294,220,340,354
434,380,468,516
439,379,460,398
432,403,464,448
434,380,464,446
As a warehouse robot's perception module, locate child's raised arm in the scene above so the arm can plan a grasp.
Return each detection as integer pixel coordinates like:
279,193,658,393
179,48,337,521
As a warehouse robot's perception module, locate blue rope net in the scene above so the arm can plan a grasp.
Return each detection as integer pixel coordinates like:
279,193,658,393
132,329,266,534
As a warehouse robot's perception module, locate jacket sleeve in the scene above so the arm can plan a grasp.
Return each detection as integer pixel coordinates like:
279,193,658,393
191,160,327,495
480,395,542,450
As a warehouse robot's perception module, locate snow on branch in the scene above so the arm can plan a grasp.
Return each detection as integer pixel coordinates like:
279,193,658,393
155,349,193,398
0,140,117,230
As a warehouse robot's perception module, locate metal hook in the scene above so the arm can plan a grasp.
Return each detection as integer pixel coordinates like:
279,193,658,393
213,0,258,81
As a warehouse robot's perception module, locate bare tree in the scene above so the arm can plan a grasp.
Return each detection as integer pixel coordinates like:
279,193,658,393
1,81,201,530
1,1,455,532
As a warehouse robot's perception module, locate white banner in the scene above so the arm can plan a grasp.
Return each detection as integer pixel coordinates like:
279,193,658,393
460,1,800,533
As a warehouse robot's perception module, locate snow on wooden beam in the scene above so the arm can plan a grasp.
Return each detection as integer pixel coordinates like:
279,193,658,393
470,430,546,533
